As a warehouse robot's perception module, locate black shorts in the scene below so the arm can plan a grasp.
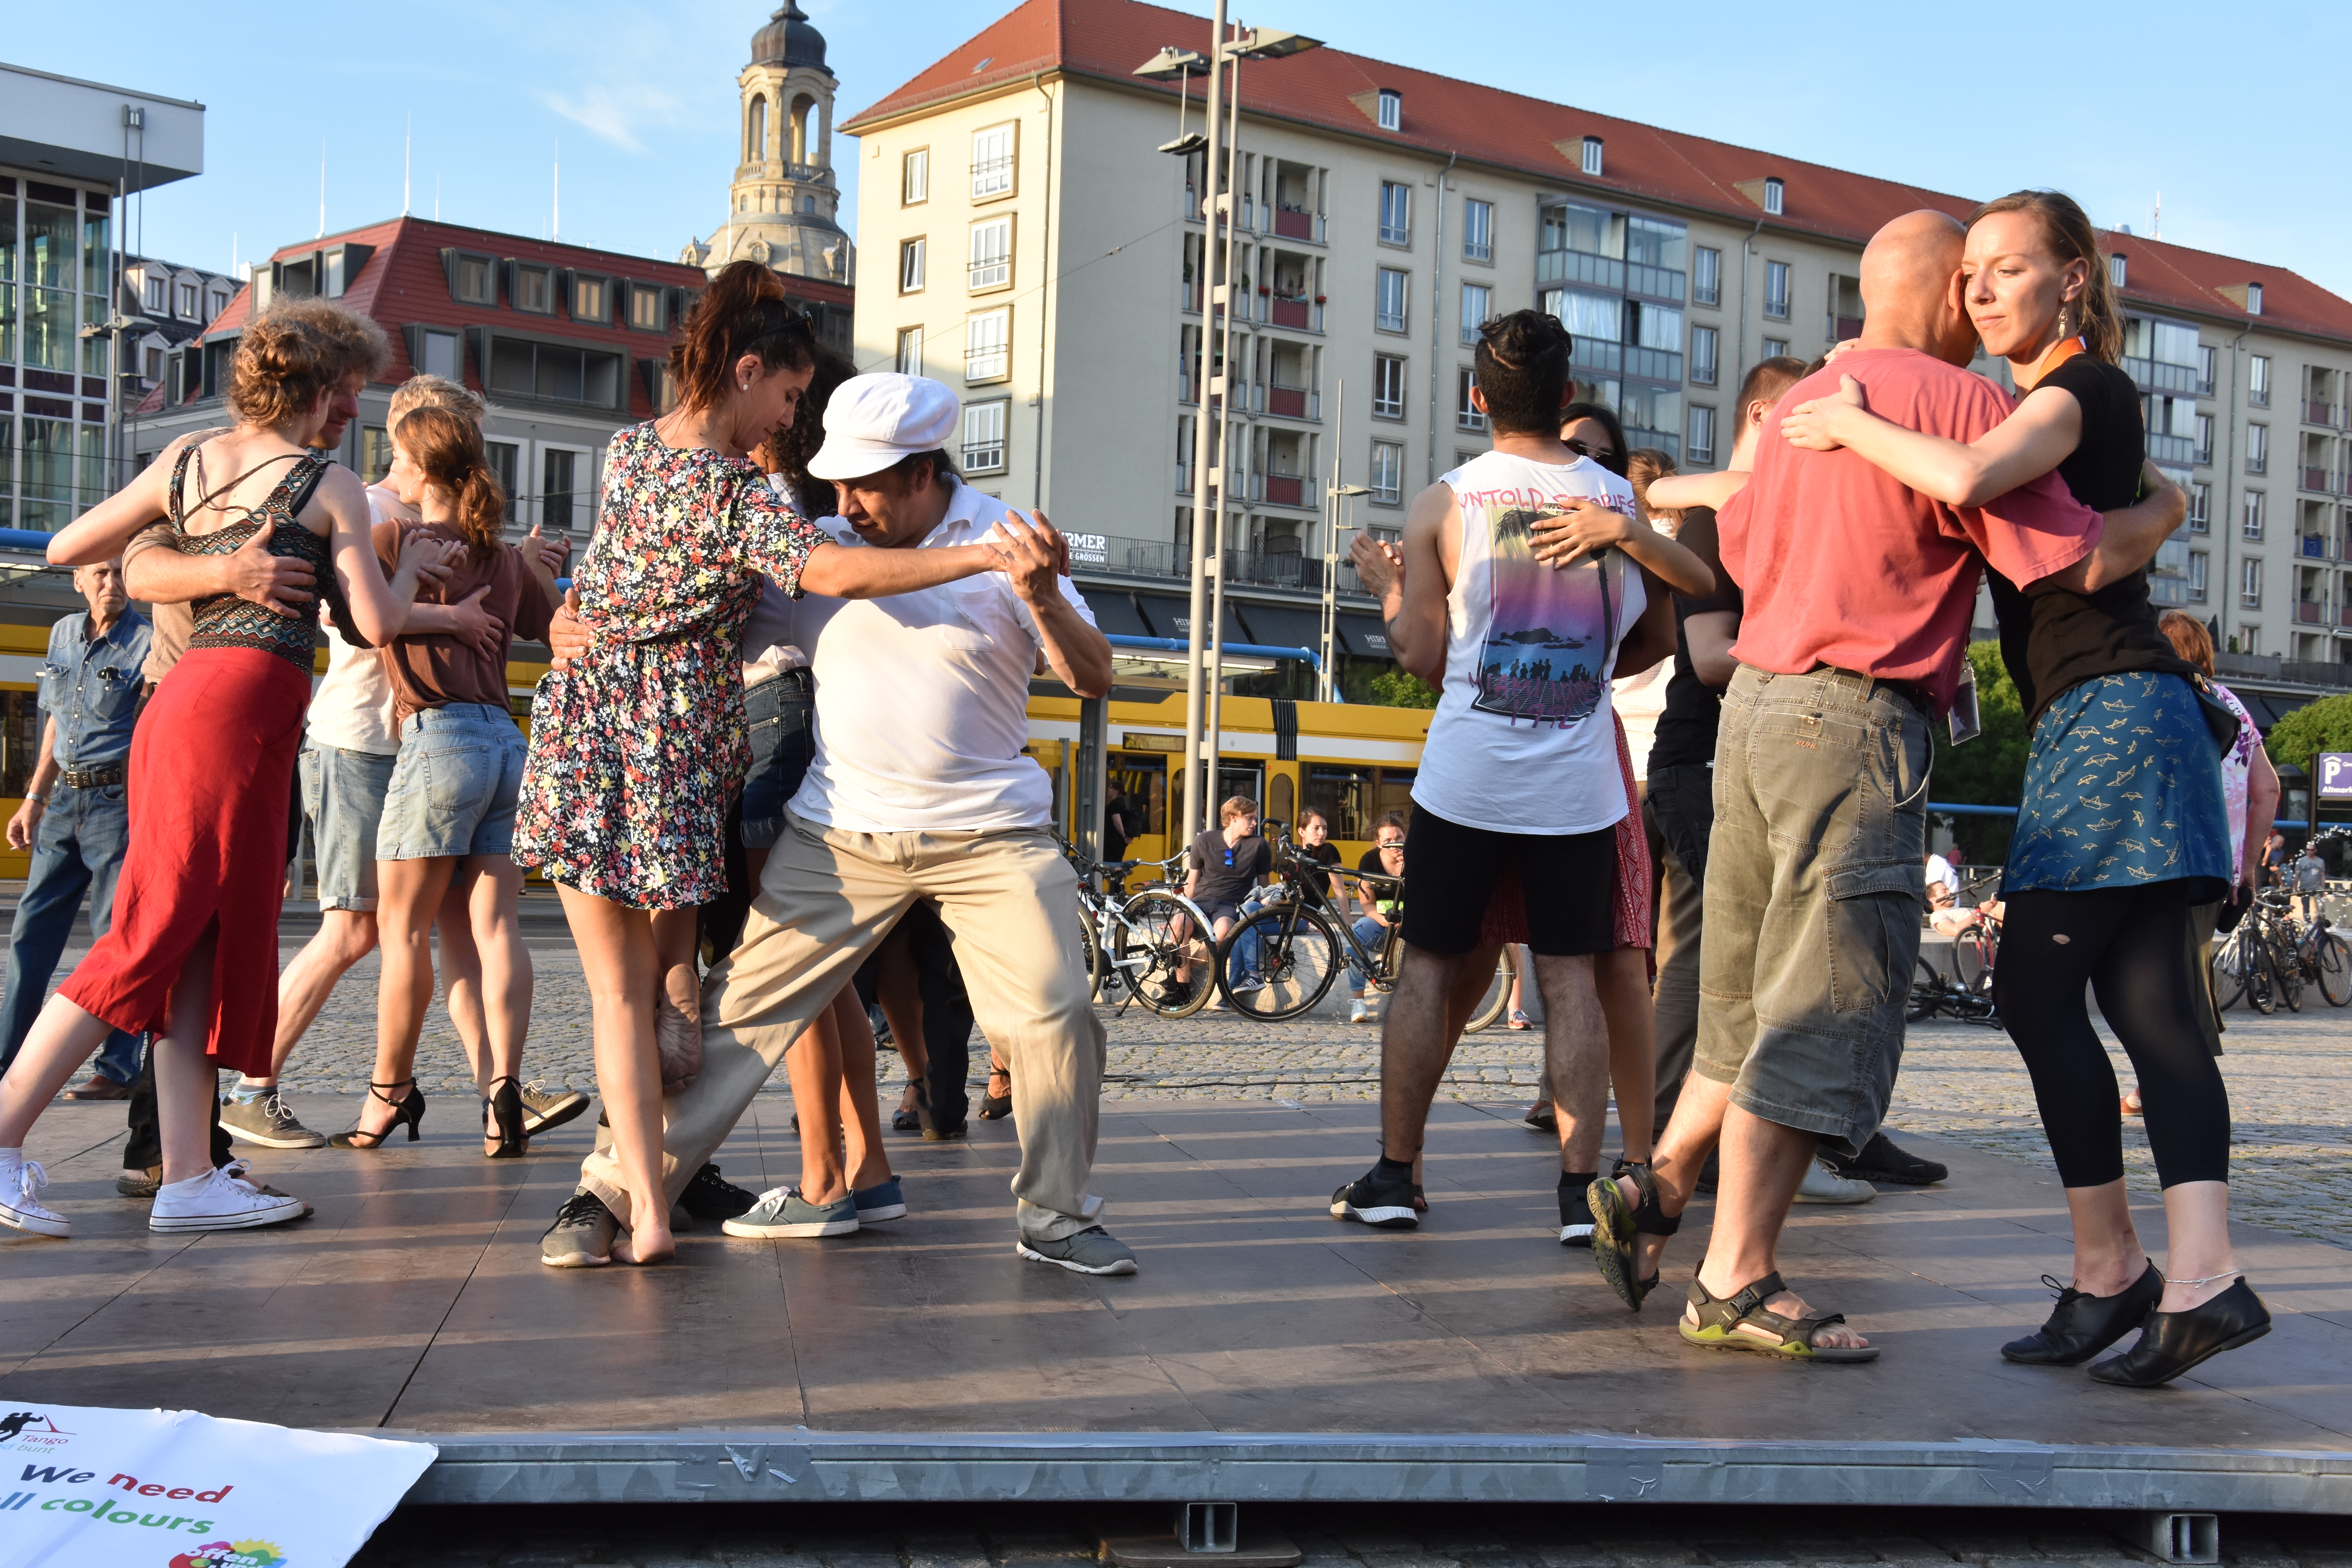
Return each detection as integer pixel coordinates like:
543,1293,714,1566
1193,897,1245,927
1400,805,1617,957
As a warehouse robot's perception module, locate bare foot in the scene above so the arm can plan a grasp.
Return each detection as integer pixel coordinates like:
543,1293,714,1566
1688,1278,1870,1351
655,965,703,1093
614,1223,675,1265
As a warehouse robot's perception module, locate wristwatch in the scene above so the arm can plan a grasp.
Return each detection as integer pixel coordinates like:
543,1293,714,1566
23,791,46,806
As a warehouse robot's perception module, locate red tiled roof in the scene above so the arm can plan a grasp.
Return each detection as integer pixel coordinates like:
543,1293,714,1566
844,0,2352,346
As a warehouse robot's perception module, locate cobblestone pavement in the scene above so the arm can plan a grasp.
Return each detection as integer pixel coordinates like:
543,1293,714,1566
349,1502,2350,1568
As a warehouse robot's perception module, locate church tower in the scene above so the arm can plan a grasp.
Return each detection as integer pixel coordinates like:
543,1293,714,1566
684,3,855,292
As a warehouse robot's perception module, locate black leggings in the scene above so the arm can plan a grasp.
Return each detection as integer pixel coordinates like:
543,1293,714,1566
1993,884,2230,1189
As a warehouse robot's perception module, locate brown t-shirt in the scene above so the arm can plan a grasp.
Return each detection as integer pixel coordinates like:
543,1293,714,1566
122,522,198,683
372,521,556,727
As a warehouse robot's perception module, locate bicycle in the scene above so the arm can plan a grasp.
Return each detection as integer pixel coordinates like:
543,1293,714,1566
1056,837,1220,1019
1937,870,2004,995
1206,830,1516,1026
1906,955,1999,1024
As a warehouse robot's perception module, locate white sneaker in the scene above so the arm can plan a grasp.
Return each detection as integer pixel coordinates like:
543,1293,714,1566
1793,1158,1877,1205
1348,999,1372,1024
0,1149,67,1238
148,1160,307,1234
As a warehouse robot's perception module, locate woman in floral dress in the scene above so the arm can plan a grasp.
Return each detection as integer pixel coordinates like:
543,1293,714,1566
513,263,1008,1265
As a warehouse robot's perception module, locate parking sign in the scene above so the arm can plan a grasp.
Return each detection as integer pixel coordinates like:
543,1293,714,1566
2321,753,2352,800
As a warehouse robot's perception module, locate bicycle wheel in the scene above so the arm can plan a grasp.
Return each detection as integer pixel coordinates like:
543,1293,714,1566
2273,939,2304,1013
1215,904,1342,1021
1953,928,1994,995
2210,929,2250,1012
1464,946,1517,1033
2318,935,2352,1007
1077,906,1106,1001
2247,947,2278,1015
1113,890,1215,1018
1908,957,1944,1023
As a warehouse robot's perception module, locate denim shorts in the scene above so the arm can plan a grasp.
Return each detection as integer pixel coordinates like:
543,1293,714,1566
740,668,815,851
299,741,397,910
377,702,527,862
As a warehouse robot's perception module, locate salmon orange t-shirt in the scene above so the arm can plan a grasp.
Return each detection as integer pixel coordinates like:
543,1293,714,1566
1717,347,2101,717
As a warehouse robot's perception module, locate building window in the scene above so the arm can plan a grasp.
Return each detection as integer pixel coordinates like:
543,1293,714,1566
208,287,230,318
1691,325,1719,387
1763,336,1789,360
1460,283,1490,347
965,308,1010,383
454,255,495,305
1372,354,1407,419
1369,439,1404,503
486,336,624,409
896,326,924,377
1581,136,1604,177
513,265,554,314
572,275,608,323
1463,199,1492,263
483,440,519,520
143,345,163,380
2241,556,2262,608
416,328,461,382
2189,481,2210,532
1688,405,1717,466
902,147,929,205
2250,354,2271,406
2238,624,2259,655
628,283,666,331
1376,268,1408,334
1764,260,1791,320
2189,550,2208,603
1376,89,1401,132
2196,412,2214,465
962,398,1009,474
1456,368,1485,432
1692,246,1721,308
1762,176,1785,215
542,448,582,532
900,238,926,293
968,217,1011,291
2110,253,2128,289
2247,423,2268,475
360,425,392,483
176,281,198,318
971,122,1016,200
2199,344,2217,394
2244,489,2265,540
1379,182,1411,246
141,273,165,311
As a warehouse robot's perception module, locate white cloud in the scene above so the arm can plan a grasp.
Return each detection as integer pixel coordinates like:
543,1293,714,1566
535,82,690,153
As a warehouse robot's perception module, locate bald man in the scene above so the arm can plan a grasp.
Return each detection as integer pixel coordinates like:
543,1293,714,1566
1587,211,2187,1359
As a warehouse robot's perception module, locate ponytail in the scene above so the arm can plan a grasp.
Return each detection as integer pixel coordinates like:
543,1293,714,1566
671,260,819,413
1970,189,2124,365
392,405,505,559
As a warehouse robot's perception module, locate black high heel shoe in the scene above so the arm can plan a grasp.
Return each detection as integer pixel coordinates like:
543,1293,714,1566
483,1076,528,1160
892,1077,925,1132
978,1065,1013,1121
328,1080,425,1149
2089,1276,2272,1387
2002,1259,2163,1365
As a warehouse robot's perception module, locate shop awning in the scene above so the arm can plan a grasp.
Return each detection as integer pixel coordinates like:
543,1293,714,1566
1077,586,1153,640
1234,602,1323,652
1336,612,1393,659
1134,592,1249,645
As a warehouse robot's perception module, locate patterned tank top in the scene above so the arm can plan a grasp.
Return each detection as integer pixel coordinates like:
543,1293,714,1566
167,439,339,671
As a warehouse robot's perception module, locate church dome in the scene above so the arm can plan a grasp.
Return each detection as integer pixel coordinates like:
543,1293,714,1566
750,2,827,71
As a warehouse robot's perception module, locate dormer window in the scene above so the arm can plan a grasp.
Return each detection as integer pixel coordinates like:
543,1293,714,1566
1763,176,1784,216
1376,89,1401,132
1581,136,1604,177
2109,253,2128,288
141,272,164,312
2247,281,2264,316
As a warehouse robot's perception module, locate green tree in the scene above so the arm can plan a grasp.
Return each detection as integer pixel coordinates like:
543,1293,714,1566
2260,691,2352,784
1929,641,2029,864
1367,668,1440,709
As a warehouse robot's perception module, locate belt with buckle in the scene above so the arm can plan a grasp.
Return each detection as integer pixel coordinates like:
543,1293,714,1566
59,765,125,789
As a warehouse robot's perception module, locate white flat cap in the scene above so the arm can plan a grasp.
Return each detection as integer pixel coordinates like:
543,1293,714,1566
806,373,960,481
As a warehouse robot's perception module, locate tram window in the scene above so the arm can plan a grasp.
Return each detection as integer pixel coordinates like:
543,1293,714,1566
1267,772,1295,833
1307,765,1372,840
0,691,39,798
1109,755,1167,837
1375,768,1416,829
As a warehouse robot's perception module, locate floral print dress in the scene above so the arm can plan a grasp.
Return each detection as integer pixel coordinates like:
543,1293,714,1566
512,421,823,909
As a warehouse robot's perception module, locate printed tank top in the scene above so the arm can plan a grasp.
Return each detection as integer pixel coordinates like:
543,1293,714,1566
1410,449,1644,837
167,439,338,671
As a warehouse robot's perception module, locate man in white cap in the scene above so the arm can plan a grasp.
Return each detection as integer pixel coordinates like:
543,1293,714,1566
539,374,1134,1274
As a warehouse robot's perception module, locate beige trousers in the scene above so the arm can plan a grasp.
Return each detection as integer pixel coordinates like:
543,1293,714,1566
578,811,1107,1241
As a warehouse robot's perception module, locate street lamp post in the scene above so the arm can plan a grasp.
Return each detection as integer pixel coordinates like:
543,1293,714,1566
1325,473,1374,705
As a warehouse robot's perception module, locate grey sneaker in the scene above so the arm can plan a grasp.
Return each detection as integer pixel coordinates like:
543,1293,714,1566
1794,1159,1878,1205
1017,1225,1138,1276
521,1083,590,1136
723,1186,859,1238
220,1091,327,1150
541,1189,618,1267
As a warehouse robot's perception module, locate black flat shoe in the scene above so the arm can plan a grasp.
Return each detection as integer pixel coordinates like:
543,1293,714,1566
2089,1278,2272,1387
893,1076,925,1132
1822,1130,1948,1186
2002,1260,2161,1365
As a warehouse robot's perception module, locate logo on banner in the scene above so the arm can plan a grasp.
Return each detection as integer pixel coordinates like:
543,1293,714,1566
0,1410,73,1448
170,1541,289,1568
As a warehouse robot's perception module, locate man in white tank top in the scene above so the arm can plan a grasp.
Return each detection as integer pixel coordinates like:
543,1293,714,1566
1330,312,1684,1233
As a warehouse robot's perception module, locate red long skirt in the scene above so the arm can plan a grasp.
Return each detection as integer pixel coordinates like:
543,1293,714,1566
62,647,309,1077
1481,709,1651,952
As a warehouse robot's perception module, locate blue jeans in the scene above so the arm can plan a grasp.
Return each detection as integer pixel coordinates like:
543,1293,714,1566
1345,916,1391,996
0,779,140,1082
377,704,527,860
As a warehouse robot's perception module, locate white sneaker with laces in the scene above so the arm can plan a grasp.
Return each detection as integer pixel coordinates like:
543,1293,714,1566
149,1160,307,1233
1348,998,1371,1024
1793,1158,1877,1205
0,1149,67,1238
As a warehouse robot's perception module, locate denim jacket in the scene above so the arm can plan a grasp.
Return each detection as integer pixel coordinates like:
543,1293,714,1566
39,609,153,771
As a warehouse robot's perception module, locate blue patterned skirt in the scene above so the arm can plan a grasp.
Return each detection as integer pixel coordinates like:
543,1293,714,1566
2005,671,2232,900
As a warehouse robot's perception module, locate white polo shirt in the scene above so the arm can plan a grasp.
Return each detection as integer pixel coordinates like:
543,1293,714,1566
777,481,1097,834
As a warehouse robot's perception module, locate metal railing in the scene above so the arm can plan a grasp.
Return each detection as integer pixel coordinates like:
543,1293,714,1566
1537,250,1625,292
2123,356,2200,396
1626,263,1686,301
2146,432,2197,465
2308,399,2339,428
2304,466,2338,494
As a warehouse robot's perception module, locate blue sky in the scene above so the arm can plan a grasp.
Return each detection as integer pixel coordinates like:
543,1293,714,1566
16,1,2347,299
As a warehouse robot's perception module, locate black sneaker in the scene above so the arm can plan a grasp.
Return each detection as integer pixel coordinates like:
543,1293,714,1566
541,1189,618,1268
1330,1165,1419,1229
1822,1131,1948,1186
679,1162,758,1221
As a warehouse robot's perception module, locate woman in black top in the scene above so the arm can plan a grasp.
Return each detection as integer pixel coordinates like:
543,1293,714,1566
1779,190,2261,1388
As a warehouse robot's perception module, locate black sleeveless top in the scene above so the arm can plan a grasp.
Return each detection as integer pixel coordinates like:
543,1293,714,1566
1985,354,2194,724
167,439,342,671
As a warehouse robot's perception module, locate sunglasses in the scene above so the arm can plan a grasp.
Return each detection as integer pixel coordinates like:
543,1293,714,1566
1377,840,1405,850
1565,437,1615,462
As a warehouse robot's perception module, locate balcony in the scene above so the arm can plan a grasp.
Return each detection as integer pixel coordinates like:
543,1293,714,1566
1626,263,1687,302
2123,356,2200,397
2303,466,2337,494
2341,605,2352,628
1253,474,1317,510
1831,314,1865,342
2301,534,2336,559
1272,205,1323,243
2145,432,2196,465
1536,250,1626,292
1624,426,1681,463
1265,383,1317,420
1572,338,1623,376
1268,296,1319,331
2299,602,2325,625
1625,346,1683,384
2309,399,2340,428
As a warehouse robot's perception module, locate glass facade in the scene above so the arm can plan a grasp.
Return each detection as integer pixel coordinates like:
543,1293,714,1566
0,175,111,530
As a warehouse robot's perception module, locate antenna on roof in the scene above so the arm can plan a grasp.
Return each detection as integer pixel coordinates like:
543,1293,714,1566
404,114,412,216
2152,189,2161,241
553,139,561,243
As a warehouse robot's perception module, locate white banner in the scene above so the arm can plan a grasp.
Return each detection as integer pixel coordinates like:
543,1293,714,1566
0,1403,436,1568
